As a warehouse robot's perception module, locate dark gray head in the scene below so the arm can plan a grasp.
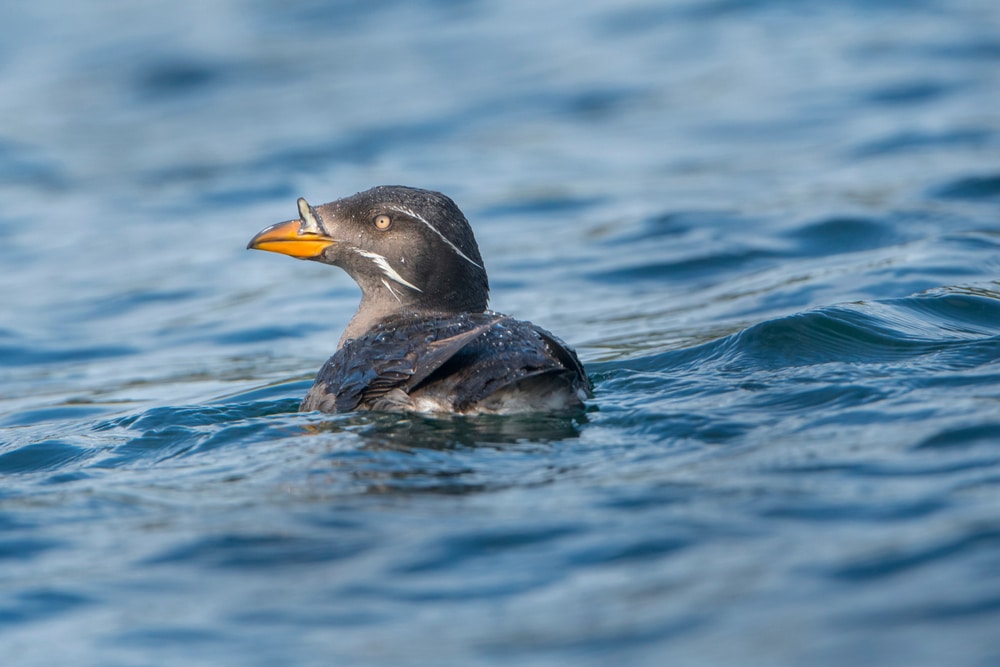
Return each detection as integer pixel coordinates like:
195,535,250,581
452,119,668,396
248,186,489,339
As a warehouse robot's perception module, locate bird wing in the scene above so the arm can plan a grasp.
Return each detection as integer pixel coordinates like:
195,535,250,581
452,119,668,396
533,328,593,395
403,316,507,391
407,320,591,411
302,314,506,413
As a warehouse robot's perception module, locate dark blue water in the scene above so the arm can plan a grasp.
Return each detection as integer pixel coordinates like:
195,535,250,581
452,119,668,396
2,1,1000,665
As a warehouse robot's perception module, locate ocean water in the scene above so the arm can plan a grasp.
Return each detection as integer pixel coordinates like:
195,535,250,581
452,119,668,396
2,0,1000,665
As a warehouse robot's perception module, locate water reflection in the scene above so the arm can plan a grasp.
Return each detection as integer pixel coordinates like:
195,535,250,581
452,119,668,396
307,410,589,452
300,411,590,495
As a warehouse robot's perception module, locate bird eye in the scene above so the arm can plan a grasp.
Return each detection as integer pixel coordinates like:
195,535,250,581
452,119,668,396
373,214,392,231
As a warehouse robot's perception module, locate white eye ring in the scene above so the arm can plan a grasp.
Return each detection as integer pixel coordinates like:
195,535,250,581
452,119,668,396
373,214,392,231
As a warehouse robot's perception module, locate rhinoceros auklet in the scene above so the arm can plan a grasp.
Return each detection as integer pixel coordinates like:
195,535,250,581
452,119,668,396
247,186,592,415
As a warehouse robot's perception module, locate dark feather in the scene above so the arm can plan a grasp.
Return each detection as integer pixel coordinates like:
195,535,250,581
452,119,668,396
301,312,591,414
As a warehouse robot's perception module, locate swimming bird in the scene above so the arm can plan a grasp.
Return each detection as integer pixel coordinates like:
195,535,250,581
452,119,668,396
247,186,591,414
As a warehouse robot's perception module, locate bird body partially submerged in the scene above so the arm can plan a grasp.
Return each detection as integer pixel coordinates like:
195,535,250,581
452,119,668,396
301,311,589,414
247,186,591,415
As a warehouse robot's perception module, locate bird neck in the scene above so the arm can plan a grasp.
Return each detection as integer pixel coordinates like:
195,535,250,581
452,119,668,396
338,282,488,349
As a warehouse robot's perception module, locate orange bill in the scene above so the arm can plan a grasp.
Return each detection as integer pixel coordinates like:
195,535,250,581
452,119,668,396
246,219,336,259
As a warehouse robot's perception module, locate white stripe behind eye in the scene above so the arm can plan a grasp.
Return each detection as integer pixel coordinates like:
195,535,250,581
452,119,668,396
355,249,423,293
385,205,484,270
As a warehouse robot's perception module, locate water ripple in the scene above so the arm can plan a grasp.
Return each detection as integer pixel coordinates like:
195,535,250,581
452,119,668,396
3,0,1000,664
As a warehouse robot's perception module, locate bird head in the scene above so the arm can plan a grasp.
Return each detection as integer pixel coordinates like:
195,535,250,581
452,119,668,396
248,186,489,316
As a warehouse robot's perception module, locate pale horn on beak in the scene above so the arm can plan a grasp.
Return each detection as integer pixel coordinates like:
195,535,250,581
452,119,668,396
246,197,336,259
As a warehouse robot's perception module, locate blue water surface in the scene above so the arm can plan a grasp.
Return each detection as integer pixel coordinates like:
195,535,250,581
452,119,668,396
2,1,1000,665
